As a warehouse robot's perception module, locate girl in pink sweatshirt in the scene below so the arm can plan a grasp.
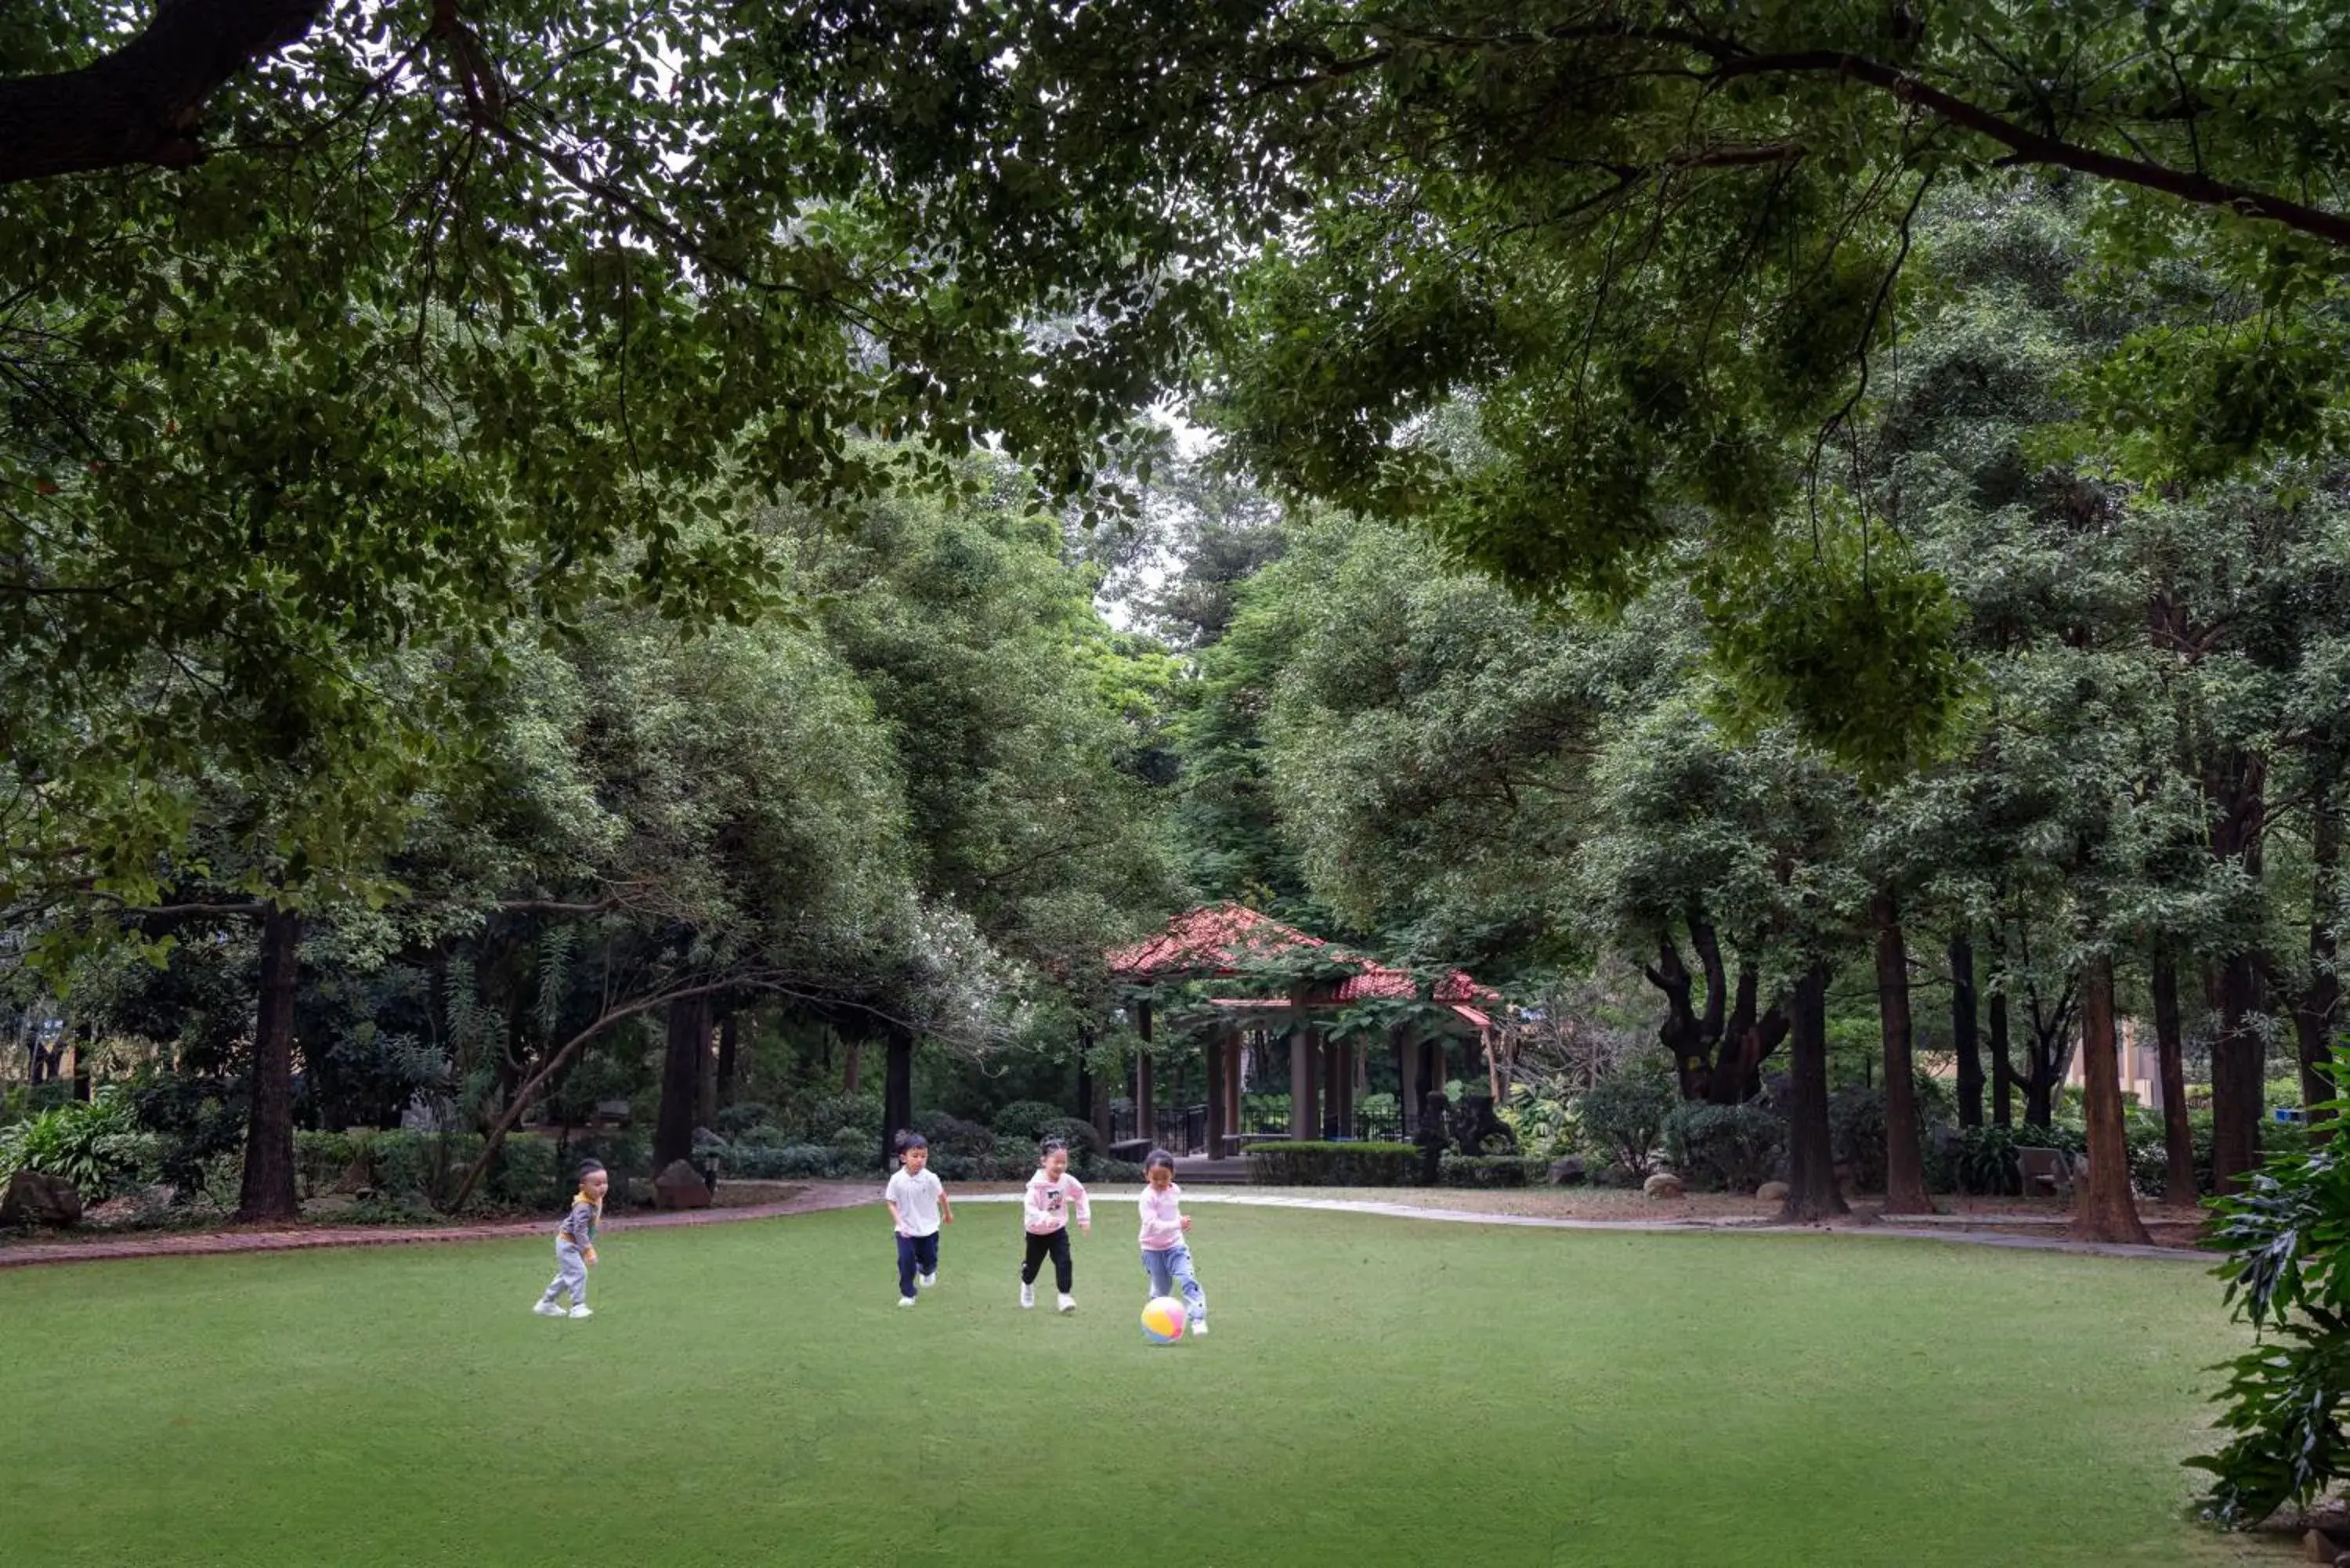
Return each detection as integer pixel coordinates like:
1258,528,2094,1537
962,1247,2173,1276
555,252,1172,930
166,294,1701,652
1019,1139,1091,1313
1137,1147,1208,1335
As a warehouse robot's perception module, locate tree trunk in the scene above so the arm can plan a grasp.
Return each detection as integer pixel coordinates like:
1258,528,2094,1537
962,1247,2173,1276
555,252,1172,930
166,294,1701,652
1781,963,1848,1223
1874,892,1932,1214
696,1010,721,1133
2295,792,2342,1125
2207,748,2269,1193
2211,952,2267,1193
841,1035,861,1094
2073,954,2153,1245
655,994,710,1171
236,904,302,1223
880,1024,914,1172
0,0,328,185
1950,930,1983,1129
1075,1027,1095,1122
2151,947,2197,1205
1989,988,2014,1127
70,1031,92,1102
715,1012,739,1102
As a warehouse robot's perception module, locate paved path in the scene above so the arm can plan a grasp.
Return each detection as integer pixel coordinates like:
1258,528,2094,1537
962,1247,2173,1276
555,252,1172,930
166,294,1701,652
953,1190,2208,1262
0,1183,2205,1270
0,1184,873,1271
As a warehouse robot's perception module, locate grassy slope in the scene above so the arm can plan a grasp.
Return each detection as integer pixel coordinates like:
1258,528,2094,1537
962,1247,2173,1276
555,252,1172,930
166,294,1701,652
0,1205,2281,1567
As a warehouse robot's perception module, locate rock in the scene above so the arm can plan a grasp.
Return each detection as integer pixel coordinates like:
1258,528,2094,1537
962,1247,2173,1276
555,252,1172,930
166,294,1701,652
1756,1180,1791,1203
653,1159,711,1211
1643,1172,1686,1201
691,1126,727,1151
0,1170,84,1227
2307,1526,2350,1563
1547,1157,1587,1187
85,1183,174,1228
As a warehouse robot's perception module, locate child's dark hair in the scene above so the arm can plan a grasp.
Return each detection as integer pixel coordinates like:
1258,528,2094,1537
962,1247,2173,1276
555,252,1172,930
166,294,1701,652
1144,1147,1176,1174
897,1132,927,1151
576,1160,606,1182
1039,1136,1068,1158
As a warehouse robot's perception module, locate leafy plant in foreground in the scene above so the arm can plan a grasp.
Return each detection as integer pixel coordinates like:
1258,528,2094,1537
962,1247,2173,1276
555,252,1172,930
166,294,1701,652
2192,1045,2350,1526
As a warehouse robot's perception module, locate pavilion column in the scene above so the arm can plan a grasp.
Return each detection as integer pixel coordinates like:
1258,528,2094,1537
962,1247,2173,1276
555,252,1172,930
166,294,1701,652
1321,1035,1343,1137
1135,1002,1155,1151
1225,1031,1246,1140
1337,1039,1357,1136
1289,1012,1320,1140
1400,1029,1423,1134
1206,1025,1229,1160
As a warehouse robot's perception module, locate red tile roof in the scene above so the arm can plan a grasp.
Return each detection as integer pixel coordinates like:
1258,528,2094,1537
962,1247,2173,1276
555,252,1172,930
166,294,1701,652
1106,902,1337,978
1331,966,1499,1005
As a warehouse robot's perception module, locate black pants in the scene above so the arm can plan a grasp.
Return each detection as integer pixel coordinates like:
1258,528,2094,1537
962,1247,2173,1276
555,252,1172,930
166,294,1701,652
1021,1229,1073,1292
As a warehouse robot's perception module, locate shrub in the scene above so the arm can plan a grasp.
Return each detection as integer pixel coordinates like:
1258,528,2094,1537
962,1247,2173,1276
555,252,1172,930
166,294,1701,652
804,1093,881,1143
1502,1078,1578,1157
1091,1159,1147,1185
1576,1057,1675,1176
1828,1086,1888,1192
990,1100,1067,1145
2192,1046,2350,1526
1039,1117,1101,1158
729,1143,838,1179
295,1130,362,1194
714,1103,774,1139
0,1089,149,1201
1661,1101,1786,1193
486,1135,562,1210
915,1111,994,1154
1246,1140,1419,1186
1438,1154,1550,1187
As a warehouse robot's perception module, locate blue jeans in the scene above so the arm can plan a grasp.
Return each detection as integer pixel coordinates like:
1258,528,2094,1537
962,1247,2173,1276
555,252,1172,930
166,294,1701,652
1141,1244,1206,1322
896,1231,939,1299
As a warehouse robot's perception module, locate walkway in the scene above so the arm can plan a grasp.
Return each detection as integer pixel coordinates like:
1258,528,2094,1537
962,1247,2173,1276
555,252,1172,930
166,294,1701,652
0,1183,873,1271
0,1184,2206,1270
949,1190,2207,1263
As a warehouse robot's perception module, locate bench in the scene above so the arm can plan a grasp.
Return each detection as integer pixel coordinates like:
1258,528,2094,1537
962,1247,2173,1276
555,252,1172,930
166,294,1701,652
2014,1146,2085,1200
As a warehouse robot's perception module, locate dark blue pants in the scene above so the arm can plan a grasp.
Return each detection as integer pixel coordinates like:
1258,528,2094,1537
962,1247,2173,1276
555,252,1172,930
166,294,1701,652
896,1231,939,1299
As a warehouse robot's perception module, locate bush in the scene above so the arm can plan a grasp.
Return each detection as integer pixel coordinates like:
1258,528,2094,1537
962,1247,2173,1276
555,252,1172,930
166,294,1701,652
295,1130,362,1194
1246,1140,1419,1186
1576,1057,1676,1176
1438,1154,1550,1187
1091,1159,1146,1185
804,1093,881,1143
486,1135,562,1210
1661,1101,1787,1192
0,1089,150,1201
714,1103,774,1139
2192,1046,2350,1526
1502,1078,1578,1157
1039,1117,1101,1158
1828,1086,1888,1192
915,1111,994,1154
728,1143,839,1180
990,1100,1067,1145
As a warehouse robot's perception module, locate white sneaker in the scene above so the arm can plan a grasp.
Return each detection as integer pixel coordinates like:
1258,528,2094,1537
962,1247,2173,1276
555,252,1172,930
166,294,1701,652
1190,1320,1208,1336
1057,1293,1076,1313
567,1305,593,1320
1020,1282,1036,1309
533,1301,565,1317
917,1272,937,1289
897,1295,916,1309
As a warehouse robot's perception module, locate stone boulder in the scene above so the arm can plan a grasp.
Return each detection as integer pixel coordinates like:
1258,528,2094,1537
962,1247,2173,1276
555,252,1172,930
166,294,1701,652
1547,1156,1587,1187
1643,1171,1686,1201
653,1159,711,1211
1756,1180,1791,1204
0,1169,85,1227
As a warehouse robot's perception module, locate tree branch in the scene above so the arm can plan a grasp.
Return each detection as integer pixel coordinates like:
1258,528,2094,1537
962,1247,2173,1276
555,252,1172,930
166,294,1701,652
0,0,328,184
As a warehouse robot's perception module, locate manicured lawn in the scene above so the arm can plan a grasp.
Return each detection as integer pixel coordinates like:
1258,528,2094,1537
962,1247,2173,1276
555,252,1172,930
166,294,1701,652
0,1201,2282,1566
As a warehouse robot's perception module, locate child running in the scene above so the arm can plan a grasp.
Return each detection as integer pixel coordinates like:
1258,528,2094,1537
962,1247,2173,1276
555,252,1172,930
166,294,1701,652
533,1160,608,1320
1137,1147,1208,1336
884,1133,953,1307
1018,1137,1091,1313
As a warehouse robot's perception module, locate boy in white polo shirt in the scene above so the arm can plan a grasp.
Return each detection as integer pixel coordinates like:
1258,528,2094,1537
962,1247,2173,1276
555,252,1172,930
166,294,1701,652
884,1134,953,1306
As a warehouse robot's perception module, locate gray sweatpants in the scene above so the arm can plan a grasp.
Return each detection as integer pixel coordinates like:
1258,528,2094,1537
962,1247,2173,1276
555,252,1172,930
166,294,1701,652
541,1241,588,1308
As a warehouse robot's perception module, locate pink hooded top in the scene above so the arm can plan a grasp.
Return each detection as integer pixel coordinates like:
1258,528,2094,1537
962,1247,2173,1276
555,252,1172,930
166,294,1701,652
1022,1170,1090,1235
1138,1181,1186,1252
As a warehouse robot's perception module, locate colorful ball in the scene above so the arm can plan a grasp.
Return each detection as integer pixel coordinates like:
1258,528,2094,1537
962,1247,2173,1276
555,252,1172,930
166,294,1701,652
1140,1295,1188,1344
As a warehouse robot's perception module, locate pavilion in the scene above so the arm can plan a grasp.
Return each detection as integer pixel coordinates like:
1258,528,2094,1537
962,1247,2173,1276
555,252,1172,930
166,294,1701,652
1105,903,1497,1159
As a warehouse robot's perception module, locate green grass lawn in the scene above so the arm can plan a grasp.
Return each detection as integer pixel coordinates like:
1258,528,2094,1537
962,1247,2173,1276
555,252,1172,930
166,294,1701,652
0,1201,2283,1567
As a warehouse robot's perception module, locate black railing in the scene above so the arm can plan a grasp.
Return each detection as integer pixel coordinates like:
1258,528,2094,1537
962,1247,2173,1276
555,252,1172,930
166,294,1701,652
1107,1104,1409,1153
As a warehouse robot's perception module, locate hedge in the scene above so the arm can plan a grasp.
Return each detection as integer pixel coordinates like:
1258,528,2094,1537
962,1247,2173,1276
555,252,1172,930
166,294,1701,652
1246,1140,1419,1186
1438,1154,1552,1188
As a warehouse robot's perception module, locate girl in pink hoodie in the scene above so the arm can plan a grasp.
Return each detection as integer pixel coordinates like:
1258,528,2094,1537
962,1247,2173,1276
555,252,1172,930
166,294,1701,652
1019,1138,1091,1313
1137,1147,1208,1335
